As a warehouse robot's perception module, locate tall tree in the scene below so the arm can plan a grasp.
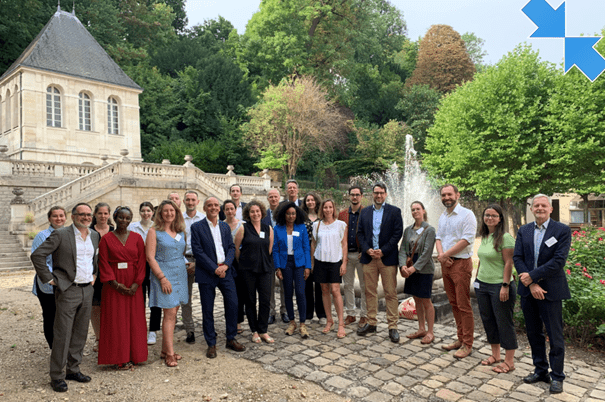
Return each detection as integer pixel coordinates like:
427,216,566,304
407,24,475,93
461,32,488,70
395,84,442,153
244,75,350,178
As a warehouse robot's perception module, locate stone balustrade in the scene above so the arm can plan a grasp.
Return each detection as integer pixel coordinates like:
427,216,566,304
11,160,99,178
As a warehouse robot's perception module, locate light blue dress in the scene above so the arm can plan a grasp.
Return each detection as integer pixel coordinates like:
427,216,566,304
149,230,188,309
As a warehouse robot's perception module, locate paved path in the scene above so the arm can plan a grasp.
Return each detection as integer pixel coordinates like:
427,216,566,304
175,286,605,402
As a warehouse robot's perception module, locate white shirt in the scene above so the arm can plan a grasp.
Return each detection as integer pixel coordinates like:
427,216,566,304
184,211,205,254
436,203,477,259
235,204,243,221
127,221,152,244
313,220,347,263
73,225,95,284
206,219,226,264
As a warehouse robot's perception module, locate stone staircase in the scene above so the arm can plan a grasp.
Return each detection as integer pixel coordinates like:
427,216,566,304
0,230,33,272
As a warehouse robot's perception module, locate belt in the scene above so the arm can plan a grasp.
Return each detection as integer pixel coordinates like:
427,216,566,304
74,282,90,287
185,254,194,258
348,248,359,252
451,257,469,261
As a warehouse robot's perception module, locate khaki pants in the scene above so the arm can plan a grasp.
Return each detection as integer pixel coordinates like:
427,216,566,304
363,259,398,329
343,252,366,317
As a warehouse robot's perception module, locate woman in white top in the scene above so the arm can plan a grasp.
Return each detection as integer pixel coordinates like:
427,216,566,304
127,201,161,345
312,199,348,339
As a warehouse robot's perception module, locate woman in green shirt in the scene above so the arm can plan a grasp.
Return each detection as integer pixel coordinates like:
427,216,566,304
475,204,517,373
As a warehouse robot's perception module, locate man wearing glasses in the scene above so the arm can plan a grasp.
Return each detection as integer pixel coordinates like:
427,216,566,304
436,184,477,359
31,203,100,392
356,183,403,342
338,186,367,328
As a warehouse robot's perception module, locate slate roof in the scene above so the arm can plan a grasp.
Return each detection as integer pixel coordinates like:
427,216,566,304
0,8,142,91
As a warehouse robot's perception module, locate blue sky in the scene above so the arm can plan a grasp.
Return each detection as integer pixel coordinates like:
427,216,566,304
185,0,605,67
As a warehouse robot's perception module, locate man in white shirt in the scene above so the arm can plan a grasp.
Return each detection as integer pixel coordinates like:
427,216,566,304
182,190,206,344
436,184,477,359
219,184,247,221
31,203,100,393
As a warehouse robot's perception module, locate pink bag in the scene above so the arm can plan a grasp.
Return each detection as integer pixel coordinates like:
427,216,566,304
398,297,418,320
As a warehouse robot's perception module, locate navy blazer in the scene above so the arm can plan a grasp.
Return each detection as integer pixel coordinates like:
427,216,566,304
513,219,571,301
357,204,403,266
273,223,312,270
191,218,236,285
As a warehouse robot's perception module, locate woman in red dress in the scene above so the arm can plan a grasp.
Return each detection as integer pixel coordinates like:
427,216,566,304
98,206,148,369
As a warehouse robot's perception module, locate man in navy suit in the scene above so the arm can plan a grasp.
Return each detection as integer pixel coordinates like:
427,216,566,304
191,196,245,358
356,183,403,342
513,194,571,394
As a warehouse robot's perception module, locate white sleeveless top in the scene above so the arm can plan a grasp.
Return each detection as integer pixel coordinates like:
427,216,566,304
312,220,346,263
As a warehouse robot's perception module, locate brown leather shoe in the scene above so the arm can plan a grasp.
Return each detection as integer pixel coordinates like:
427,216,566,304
357,317,368,328
344,316,356,326
442,340,462,351
454,344,472,359
206,345,217,359
226,339,246,352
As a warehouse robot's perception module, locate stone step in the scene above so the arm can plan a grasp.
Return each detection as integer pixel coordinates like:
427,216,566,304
0,260,33,269
0,246,27,253
0,265,34,273
0,255,31,263
0,251,29,257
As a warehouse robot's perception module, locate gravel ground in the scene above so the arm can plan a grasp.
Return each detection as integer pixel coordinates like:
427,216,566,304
0,271,347,402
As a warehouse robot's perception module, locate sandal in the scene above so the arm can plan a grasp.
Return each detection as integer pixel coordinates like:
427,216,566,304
406,330,427,339
252,333,261,343
93,340,99,353
493,361,515,373
421,333,435,344
160,351,182,360
322,321,334,334
481,355,502,366
337,325,346,339
116,362,134,371
165,354,178,367
237,324,243,334
260,333,274,344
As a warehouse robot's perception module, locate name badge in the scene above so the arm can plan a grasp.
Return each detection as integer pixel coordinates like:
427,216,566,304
473,281,480,289
95,248,99,256
118,262,128,269
293,231,300,237
416,227,425,235
259,231,266,239
544,236,557,247
175,234,182,242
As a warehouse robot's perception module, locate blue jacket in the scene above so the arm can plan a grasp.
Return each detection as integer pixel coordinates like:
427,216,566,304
513,219,571,301
273,223,311,270
191,218,236,285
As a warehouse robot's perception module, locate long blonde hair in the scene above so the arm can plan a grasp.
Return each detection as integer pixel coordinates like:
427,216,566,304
153,200,185,233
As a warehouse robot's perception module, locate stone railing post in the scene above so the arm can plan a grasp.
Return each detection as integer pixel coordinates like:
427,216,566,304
183,155,196,187
226,165,237,187
120,149,133,177
9,187,28,231
262,169,271,190
54,164,64,177
0,145,11,176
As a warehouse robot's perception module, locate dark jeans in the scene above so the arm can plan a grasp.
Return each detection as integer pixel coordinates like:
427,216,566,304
240,270,272,334
305,270,326,320
475,280,518,350
235,273,247,324
35,279,56,349
282,256,307,323
142,263,162,332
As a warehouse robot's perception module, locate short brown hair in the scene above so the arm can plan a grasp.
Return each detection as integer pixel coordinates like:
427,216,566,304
48,206,67,220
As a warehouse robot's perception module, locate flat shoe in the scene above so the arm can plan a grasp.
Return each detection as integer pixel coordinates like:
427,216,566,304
442,340,462,351
116,362,134,371
407,330,427,339
481,355,502,366
160,352,182,360
322,321,334,334
252,333,261,343
420,333,434,344
260,334,274,344
493,362,515,373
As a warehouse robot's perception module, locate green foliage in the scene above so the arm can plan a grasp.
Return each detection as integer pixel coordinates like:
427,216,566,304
254,145,290,170
461,32,488,69
395,84,442,153
146,139,226,173
424,45,560,202
563,227,605,345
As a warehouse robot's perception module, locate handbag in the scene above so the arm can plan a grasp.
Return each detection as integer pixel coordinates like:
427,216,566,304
406,226,428,268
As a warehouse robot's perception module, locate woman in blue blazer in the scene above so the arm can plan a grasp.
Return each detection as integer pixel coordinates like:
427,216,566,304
273,202,312,338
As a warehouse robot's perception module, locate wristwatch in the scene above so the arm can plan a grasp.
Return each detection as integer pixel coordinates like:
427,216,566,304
502,282,510,288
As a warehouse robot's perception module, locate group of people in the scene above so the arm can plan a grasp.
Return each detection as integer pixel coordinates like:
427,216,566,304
30,180,571,395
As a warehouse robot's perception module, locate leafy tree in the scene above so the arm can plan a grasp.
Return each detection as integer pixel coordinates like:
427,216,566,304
423,45,560,209
461,32,488,71
395,84,442,153
164,0,187,34
353,119,410,171
392,38,420,82
244,75,350,178
146,138,227,173
407,24,475,93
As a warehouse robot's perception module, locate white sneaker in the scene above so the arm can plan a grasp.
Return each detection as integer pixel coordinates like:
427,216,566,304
147,331,156,345
319,318,327,325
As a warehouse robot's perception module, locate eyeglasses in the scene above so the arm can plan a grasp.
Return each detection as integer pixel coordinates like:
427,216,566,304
484,214,500,219
373,191,386,195
73,213,93,218
350,194,362,197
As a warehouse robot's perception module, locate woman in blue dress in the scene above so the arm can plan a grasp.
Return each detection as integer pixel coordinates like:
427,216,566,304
146,200,188,367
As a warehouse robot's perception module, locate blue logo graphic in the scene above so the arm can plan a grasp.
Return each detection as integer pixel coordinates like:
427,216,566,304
522,0,605,81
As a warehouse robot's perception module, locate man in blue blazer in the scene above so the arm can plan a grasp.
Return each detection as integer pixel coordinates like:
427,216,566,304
513,194,571,394
191,196,245,358
356,183,403,342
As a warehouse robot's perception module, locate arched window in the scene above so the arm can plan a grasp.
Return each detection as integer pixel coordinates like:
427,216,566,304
12,85,18,128
46,86,61,127
79,92,92,131
107,97,119,134
5,90,11,132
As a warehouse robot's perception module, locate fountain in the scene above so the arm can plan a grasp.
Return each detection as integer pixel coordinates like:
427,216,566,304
348,134,452,322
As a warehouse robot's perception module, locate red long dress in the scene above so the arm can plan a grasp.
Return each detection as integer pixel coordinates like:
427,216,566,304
98,232,148,365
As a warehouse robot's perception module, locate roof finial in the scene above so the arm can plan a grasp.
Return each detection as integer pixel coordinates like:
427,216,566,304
57,0,60,11
72,0,75,15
